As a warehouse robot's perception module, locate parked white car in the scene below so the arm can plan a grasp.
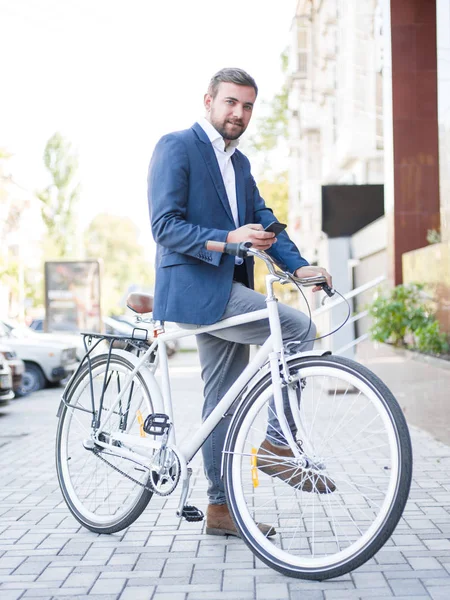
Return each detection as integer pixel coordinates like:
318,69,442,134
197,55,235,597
0,320,78,395
0,360,14,406
28,318,86,361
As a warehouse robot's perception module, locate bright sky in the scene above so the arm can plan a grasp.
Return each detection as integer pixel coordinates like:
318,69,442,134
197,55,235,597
0,0,296,239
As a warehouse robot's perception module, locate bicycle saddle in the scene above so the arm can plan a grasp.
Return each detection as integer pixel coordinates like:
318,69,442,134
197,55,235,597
126,292,154,314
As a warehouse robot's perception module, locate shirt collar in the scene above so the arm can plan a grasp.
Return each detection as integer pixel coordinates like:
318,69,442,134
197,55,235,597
197,117,239,154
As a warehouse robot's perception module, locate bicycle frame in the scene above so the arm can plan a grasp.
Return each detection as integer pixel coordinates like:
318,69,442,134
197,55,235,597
92,270,311,472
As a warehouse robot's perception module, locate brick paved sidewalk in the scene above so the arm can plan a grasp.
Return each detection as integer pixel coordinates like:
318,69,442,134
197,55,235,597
0,350,449,600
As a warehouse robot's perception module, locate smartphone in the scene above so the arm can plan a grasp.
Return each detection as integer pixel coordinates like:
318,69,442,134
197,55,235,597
265,221,287,235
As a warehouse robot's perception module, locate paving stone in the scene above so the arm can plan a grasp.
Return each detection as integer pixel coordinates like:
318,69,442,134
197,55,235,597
62,571,98,588
134,557,165,572
374,550,407,564
187,594,252,600
119,586,155,600
388,578,429,596
430,588,450,600
289,591,325,600
23,587,86,597
256,582,289,598
12,561,50,576
324,591,393,599
90,578,127,594
222,575,254,591
36,565,73,582
98,570,160,580
385,568,449,579
157,583,218,594
407,557,443,570
57,595,118,600
107,553,138,567
0,557,25,569
161,562,193,577
424,539,450,550
422,577,450,590
0,591,27,600
191,567,222,584
352,572,388,588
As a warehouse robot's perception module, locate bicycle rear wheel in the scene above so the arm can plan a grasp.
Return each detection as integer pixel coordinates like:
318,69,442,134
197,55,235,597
56,353,156,533
224,354,412,580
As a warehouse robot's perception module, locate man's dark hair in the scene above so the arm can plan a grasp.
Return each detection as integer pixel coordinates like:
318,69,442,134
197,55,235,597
207,68,258,98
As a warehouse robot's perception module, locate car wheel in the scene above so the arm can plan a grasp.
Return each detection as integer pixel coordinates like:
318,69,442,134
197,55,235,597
19,363,46,395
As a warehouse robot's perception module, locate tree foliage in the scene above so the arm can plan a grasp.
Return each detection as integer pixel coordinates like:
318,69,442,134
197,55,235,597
247,86,289,154
37,132,80,258
84,213,154,315
247,49,289,156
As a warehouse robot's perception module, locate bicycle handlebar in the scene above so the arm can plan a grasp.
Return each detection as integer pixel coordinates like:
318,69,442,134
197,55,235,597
205,240,335,297
205,240,252,258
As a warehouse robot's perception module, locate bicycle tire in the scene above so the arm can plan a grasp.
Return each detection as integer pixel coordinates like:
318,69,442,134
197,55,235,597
56,353,156,534
223,354,412,580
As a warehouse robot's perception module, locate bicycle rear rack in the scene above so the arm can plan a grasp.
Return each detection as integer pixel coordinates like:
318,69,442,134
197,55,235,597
57,329,156,428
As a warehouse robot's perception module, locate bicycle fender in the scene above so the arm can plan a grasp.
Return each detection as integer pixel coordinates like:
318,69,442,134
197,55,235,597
220,349,330,478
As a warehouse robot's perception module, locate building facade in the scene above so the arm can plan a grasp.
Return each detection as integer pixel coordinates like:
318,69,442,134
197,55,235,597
287,0,383,264
287,0,450,339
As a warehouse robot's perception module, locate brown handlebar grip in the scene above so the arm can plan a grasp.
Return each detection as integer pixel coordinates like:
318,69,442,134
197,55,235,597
206,240,226,253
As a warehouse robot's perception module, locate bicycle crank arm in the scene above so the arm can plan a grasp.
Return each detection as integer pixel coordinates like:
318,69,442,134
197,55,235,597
176,467,192,518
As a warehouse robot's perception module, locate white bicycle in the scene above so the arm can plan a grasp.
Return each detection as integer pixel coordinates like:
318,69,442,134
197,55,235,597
56,241,412,580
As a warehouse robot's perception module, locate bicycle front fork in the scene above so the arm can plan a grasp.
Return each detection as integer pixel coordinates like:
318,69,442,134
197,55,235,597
269,350,315,459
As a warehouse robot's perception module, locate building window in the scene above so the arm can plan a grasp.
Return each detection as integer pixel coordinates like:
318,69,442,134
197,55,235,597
297,26,310,78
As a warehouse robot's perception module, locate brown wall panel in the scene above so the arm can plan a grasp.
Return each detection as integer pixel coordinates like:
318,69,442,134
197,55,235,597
389,0,440,285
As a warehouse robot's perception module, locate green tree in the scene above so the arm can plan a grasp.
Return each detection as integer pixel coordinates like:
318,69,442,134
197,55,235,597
84,213,154,315
37,132,80,258
246,49,289,165
247,86,288,155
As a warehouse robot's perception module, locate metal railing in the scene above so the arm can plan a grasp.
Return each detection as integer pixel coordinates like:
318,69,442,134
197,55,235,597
311,275,386,355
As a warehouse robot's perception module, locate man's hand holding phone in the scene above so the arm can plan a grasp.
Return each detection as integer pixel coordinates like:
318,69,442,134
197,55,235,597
226,224,278,250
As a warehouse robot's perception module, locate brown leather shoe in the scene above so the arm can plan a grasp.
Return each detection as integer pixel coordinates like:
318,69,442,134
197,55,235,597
206,503,276,538
257,439,336,494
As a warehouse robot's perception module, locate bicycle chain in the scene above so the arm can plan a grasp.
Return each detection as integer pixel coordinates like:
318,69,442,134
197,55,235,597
91,446,180,496
91,446,155,493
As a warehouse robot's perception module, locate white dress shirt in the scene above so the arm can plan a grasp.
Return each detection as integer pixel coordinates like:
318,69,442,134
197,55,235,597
197,117,240,228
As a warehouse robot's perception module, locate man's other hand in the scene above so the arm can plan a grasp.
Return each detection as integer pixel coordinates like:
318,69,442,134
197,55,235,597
294,265,332,293
227,224,276,251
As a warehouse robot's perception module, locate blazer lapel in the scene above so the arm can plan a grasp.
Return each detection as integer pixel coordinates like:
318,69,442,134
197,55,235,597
193,124,234,224
232,153,246,226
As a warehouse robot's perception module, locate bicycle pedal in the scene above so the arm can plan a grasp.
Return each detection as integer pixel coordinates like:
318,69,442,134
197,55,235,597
181,505,204,522
143,413,171,436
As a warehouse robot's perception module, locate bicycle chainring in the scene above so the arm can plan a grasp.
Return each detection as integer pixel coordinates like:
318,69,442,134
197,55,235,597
148,448,181,496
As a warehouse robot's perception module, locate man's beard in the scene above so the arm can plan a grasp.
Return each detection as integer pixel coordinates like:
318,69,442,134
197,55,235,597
211,117,246,141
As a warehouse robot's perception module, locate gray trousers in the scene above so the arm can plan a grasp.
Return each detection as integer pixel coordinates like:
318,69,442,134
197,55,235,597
182,282,316,505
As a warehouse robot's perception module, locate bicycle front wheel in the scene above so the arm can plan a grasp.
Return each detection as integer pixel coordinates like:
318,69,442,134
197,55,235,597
224,354,412,580
56,353,156,533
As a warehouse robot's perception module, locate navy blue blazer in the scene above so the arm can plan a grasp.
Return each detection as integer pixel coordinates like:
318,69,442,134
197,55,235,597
148,122,309,325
